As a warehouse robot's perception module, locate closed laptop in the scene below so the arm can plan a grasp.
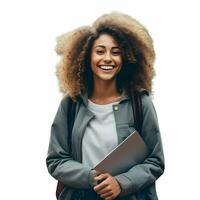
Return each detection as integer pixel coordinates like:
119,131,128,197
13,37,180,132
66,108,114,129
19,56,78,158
94,130,149,176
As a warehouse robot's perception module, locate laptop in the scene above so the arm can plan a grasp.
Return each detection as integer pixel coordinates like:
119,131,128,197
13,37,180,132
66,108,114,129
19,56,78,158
94,130,149,176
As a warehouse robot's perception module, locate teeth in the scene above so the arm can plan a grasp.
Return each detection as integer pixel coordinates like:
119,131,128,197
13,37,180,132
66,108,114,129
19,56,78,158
100,66,114,70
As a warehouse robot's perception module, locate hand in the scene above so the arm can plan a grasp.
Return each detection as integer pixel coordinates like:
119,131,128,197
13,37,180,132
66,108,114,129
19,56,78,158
93,173,121,200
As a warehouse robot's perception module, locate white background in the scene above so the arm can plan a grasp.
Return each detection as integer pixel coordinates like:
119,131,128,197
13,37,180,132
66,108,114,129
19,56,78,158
0,0,200,199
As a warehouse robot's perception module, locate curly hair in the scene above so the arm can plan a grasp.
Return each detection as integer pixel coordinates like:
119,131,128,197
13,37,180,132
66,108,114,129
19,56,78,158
55,11,155,99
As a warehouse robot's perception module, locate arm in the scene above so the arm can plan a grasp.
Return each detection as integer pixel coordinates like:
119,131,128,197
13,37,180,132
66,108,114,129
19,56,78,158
46,96,96,189
115,94,165,196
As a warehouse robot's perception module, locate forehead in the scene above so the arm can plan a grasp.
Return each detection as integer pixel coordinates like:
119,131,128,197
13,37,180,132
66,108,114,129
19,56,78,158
93,34,119,48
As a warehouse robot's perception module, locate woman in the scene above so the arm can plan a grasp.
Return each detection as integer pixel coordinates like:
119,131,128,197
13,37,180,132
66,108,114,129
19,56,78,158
46,12,164,200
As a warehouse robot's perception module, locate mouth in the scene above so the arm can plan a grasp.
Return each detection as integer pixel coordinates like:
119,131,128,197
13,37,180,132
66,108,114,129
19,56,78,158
98,65,115,70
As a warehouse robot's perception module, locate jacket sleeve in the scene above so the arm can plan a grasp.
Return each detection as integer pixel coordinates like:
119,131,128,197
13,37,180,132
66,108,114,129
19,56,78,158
46,96,96,189
115,94,165,196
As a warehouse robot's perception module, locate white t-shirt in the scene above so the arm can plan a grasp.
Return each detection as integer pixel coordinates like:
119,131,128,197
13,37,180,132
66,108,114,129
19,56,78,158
82,99,119,168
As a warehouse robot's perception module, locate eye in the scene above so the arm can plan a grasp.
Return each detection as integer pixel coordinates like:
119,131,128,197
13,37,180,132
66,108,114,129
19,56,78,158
96,50,105,55
112,50,121,55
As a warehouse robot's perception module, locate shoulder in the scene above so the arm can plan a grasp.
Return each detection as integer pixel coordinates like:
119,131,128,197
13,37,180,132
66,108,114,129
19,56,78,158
137,89,152,107
61,94,80,104
61,95,72,104
60,95,76,113
140,92,158,118
140,91,151,104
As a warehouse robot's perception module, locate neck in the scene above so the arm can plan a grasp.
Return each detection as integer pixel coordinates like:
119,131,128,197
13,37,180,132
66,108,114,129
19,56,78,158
90,79,121,104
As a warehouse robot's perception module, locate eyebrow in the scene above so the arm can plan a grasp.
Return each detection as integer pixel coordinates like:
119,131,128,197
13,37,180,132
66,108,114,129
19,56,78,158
95,45,120,49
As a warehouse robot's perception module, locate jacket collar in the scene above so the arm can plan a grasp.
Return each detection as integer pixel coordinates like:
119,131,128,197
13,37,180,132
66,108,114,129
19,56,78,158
78,90,130,106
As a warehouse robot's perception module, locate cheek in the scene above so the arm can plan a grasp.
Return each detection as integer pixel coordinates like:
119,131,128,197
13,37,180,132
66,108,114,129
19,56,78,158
116,58,122,73
91,53,98,67
90,56,99,73
117,57,122,68
90,55,95,71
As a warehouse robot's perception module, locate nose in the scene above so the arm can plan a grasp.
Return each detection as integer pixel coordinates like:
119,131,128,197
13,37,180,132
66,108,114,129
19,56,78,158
103,52,112,63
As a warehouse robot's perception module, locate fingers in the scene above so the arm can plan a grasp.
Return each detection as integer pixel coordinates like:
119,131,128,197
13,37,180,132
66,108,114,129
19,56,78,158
98,187,114,199
96,186,110,194
94,178,109,192
94,173,110,190
94,173,110,182
100,191,113,199
93,173,121,199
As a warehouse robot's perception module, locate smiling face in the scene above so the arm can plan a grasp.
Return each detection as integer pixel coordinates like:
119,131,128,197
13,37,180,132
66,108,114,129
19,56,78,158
90,34,122,85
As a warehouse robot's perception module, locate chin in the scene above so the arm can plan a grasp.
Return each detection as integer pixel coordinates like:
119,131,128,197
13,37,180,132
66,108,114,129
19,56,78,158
98,76,116,82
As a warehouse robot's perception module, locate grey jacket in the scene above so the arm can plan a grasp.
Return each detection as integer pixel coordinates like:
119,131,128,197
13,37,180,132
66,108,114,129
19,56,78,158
46,92,165,200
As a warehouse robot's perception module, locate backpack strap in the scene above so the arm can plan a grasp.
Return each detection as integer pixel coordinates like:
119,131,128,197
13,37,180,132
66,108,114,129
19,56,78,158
67,97,77,153
56,97,76,199
130,91,144,133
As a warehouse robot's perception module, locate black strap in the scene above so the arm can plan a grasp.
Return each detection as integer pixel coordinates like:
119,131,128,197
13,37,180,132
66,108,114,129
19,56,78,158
130,91,143,133
67,98,77,153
